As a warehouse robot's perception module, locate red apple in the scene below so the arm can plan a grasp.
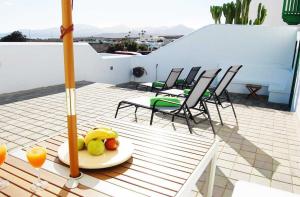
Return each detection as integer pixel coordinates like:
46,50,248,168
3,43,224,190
105,138,119,150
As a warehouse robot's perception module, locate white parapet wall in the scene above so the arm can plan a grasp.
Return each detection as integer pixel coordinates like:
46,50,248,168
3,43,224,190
131,25,298,104
89,54,132,85
0,42,131,94
0,25,298,105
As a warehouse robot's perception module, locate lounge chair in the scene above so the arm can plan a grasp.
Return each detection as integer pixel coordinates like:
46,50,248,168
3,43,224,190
156,66,208,97
136,68,183,92
175,66,201,89
115,69,221,134
205,65,243,125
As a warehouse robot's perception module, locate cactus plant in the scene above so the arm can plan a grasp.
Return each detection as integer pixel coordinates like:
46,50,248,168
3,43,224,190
210,6,223,24
253,3,267,25
223,2,236,24
241,0,251,24
234,0,242,24
234,0,251,24
211,0,267,25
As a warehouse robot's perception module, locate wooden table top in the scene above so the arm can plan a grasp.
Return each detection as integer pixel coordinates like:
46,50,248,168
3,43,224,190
7,118,217,197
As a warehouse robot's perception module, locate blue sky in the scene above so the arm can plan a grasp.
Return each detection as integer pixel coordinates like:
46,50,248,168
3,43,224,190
0,0,231,32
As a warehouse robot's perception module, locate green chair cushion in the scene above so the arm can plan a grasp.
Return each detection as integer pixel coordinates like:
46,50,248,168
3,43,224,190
152,81,165,88
183,89,191,96
176,79,185,84
184,89,211,97
150,97,181,107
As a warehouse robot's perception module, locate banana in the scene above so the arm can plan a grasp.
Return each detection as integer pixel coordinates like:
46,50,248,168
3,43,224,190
84,127,117,145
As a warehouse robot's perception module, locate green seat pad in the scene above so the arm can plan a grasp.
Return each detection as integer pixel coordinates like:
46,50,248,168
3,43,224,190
150,97,181,107
176,79,185,84
183,89,191,96
184,89,211,97
152,81,165,88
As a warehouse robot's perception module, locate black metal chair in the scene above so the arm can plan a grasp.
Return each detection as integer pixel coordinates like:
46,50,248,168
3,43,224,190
116,69,221,134
176,66,201,89
136,68,184,92
156,66,201,97
205,65,243,125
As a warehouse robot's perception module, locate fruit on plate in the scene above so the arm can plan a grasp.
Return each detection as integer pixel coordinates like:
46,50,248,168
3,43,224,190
112,130,118,138
105,138,119,150
84,127,117,145
87,139,105,156
77,135,85,150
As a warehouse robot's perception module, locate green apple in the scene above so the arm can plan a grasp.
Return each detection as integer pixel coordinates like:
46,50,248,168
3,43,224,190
77,135,85,151
87,139,105,156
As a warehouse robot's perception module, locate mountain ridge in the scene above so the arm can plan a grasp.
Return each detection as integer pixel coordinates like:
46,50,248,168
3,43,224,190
0,24,195,39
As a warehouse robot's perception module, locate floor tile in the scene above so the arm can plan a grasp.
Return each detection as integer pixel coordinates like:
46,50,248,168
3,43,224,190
0,82,299,196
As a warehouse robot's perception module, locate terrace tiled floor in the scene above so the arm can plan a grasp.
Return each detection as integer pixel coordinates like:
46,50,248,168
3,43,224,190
0,82,300,197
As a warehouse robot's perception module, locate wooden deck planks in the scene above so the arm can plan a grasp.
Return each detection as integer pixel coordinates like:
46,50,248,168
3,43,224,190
5,156,107,197
5,118,216,197
36,140,179,196
48,134,199,176
1,163,76,197
83,119,215,145
55,120,214,196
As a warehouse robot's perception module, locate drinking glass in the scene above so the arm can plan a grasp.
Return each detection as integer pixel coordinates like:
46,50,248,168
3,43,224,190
0,144,9,189
26,147,48,191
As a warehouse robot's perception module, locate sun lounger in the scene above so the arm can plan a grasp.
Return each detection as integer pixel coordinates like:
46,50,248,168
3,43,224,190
116,69,221,134
136,68,184,92
205,65,243,125
175,66,201,89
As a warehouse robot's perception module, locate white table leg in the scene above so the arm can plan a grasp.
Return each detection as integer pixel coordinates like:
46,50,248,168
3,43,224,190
206,143,218,197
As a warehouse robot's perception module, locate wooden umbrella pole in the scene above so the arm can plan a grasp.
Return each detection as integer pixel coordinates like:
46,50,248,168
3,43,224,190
61,0,80,179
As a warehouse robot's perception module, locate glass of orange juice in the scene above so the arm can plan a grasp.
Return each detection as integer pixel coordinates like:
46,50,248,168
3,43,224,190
0,144,9,189
26,146,48,191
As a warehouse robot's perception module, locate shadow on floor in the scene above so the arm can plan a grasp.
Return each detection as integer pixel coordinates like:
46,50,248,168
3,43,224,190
219,124,279,179
196,166,234,196
0,81,94,105
151,110,279,179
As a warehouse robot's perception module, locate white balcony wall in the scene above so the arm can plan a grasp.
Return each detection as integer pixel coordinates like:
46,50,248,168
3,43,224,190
0,43,131,94
0,25,298,105
88,54,132,85
131,25,297,104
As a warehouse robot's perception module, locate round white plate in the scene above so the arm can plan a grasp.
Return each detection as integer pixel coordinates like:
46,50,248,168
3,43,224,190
57,137,134,169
